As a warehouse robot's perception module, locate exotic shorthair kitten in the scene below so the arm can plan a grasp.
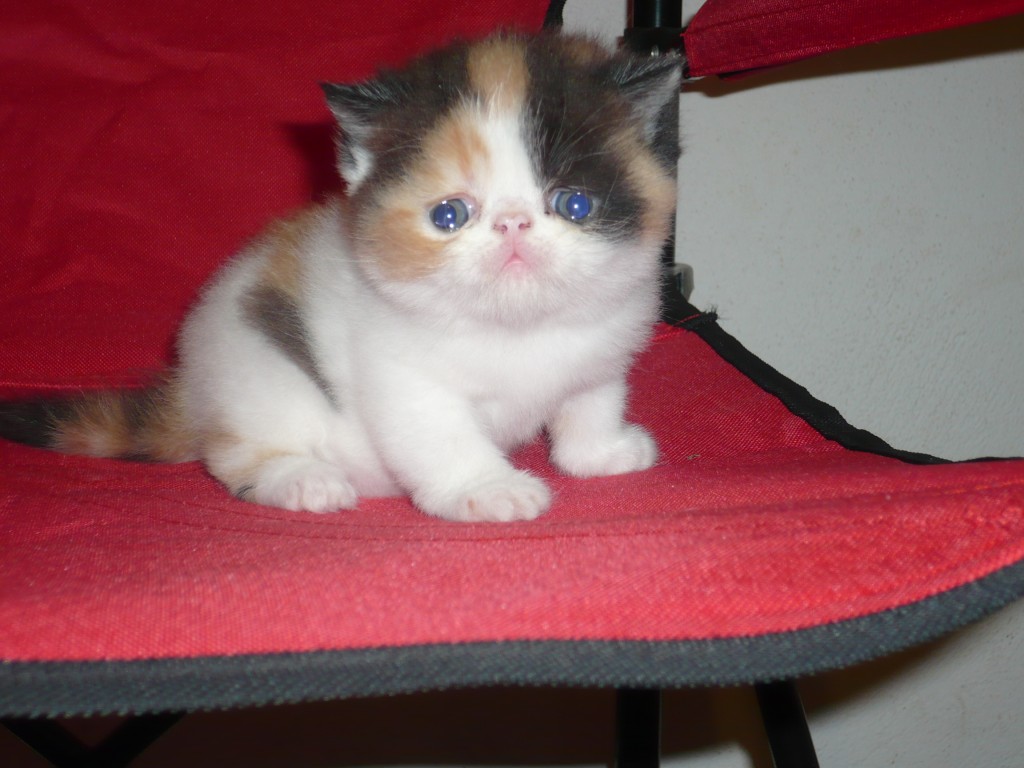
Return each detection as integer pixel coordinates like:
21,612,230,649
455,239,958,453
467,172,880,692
0,33,680,522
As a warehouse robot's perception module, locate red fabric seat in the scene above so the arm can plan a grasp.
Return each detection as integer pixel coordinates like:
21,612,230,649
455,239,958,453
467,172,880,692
2,0,1023,720
684,0,1024,76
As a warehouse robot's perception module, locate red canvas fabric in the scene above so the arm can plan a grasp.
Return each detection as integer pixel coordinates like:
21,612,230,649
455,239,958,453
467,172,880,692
0,0,549,393
2,325,1024,661
2,0,1024,667
684,0,1024,77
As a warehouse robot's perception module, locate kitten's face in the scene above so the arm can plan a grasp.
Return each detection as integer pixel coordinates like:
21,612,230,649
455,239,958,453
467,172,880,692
323,34,680,326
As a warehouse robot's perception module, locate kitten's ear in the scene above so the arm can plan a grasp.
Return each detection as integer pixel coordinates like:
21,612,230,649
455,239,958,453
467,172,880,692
608,53,681,164
320,79,403,191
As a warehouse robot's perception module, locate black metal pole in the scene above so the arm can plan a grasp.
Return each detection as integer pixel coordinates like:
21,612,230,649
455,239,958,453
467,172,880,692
755,681,821,768
625,1,684,55
3,712,184,768
624,1,689,324
615,688,662,768
631,0,682,29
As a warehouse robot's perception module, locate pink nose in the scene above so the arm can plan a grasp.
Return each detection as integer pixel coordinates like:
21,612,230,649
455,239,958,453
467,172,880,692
493,212,532,235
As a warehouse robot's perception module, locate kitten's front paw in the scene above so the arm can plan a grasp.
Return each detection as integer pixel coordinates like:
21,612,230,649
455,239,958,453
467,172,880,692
552,424,658,478
425,471,551,523
249,456,358,513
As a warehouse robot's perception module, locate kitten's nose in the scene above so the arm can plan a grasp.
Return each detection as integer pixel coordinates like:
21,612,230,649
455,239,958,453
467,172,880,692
493,212,532,235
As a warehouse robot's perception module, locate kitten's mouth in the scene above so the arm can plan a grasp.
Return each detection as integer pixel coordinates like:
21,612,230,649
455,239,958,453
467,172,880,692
502,251,527,270
496,245,539,276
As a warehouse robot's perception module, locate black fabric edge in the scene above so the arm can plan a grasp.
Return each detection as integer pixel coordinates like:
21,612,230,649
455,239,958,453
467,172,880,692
665,292,1019,464
3,559,1023,718
663,291,951,465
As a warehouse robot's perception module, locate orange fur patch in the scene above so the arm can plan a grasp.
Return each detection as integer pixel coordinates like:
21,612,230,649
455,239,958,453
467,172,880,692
142,380,197,462
362,199,449,280
467,37,529,113
254,204,328,299
557,35,611,67
55,396,134,457
356,38,534,283
611,129,678,244
422,109,490,188
363,109,492,281
54,379,196,462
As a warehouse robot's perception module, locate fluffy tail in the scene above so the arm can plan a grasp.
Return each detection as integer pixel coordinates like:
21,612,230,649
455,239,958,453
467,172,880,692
0,381,197,462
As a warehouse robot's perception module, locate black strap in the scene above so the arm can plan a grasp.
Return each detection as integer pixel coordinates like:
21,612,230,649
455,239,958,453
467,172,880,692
543,0,567,29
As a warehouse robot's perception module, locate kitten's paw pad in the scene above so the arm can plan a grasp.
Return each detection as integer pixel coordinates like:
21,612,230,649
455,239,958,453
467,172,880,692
432,472,551,523
251,456,358,513
554,425,658,478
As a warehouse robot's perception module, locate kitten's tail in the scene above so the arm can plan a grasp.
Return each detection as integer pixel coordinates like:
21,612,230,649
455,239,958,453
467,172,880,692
0,379,197,462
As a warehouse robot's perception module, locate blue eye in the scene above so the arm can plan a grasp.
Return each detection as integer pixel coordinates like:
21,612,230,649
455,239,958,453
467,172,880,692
550,189,592,222
430,199,472,232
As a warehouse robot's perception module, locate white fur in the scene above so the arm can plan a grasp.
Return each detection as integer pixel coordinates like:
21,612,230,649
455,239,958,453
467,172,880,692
177,107,667,522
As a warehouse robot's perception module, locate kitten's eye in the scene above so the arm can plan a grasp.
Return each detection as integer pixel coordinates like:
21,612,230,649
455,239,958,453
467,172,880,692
549,189,593,222
430,198,473,232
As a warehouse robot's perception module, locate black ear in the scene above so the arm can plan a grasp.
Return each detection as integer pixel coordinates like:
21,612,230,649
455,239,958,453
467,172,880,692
320,79,406,190
607,53,681,165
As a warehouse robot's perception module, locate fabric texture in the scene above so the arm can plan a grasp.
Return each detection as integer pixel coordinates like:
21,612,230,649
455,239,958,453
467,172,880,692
2,0,1024,717
0,0,550,394
684,0,1024,77
3,321,1024,665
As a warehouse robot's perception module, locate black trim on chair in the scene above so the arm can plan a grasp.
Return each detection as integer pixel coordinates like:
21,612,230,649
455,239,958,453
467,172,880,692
3,557,1023,718
669,297,948,465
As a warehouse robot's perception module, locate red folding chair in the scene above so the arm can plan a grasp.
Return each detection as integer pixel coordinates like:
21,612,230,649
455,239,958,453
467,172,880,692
2,2,1022,766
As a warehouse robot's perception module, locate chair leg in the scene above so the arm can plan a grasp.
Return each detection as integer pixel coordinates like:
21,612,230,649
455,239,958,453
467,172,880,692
755,680,821,768
615,688,662,768
3,712,183,768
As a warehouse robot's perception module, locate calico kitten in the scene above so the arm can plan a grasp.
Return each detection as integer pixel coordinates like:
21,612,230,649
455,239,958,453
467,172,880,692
0,33,680,522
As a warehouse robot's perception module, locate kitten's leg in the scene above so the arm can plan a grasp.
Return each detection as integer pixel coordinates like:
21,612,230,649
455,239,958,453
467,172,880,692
205,439,358,513
549,378,658,478
367,381,549,523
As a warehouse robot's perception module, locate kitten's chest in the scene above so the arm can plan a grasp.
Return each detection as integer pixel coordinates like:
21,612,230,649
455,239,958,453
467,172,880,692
441,326,626,444
456,327,603,389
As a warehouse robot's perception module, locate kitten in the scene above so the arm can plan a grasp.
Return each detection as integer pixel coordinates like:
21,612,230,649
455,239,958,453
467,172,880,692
0,32,680,522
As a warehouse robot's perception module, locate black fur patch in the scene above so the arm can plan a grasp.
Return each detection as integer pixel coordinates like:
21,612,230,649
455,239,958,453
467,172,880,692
0,399,74,448
604,53,681,172
324,43,470,203
235,483,257,501
524,40,648,241
241,285,338,407
325,34,678,240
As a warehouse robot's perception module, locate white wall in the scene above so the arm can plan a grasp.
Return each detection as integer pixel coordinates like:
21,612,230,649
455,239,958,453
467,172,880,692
676,14,1024,463
566,2,1024,767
